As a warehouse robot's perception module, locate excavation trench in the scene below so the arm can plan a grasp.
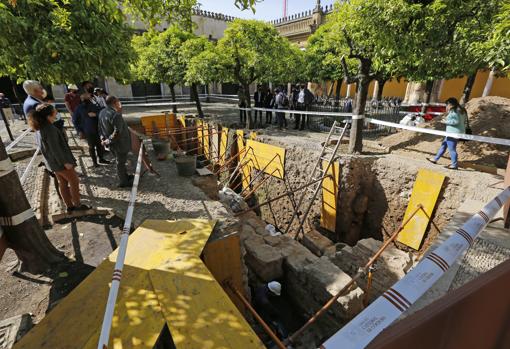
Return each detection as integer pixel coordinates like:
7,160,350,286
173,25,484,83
135,118,502,349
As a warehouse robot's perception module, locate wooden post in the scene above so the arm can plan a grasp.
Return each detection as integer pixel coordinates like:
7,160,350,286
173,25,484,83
0,135,65,273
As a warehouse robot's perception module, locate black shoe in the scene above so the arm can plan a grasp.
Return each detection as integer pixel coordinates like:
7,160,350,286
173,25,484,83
426,158,437,164
74,204,91,211
99,158,111,164
445,165,458,170
66,206,75,213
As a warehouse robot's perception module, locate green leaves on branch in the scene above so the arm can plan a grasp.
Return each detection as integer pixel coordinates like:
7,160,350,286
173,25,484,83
0,0,134,83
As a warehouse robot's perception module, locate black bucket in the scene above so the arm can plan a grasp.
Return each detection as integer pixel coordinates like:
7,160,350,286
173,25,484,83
152,139,170,160
175,155,197,177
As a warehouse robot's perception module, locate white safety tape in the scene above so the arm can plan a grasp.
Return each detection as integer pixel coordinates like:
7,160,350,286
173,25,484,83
5,128,30,152
0,208,35,227
122,101,196,107
97,143,144,349
20,148,40,186
365,117,510,147
351,114,364,120
0,158,14,178
323,187,510,349
239,107,353,117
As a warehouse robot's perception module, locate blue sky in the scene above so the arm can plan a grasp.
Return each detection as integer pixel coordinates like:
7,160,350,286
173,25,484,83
197,0,336,21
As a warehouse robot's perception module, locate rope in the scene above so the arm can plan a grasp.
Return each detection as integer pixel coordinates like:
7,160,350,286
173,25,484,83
97,143,144,349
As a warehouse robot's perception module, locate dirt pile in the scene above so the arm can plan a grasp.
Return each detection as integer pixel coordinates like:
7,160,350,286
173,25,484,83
379,96,510,168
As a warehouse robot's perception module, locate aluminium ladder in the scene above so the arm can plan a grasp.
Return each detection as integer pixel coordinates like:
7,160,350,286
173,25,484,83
284,120,349,239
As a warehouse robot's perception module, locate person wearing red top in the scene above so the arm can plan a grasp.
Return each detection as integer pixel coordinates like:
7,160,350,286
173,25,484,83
64,84,80,115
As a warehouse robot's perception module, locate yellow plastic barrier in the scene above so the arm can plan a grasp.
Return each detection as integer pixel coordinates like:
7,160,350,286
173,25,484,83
320,161,340,232
15,219,264,349
219,127,229,166
397,169,446,250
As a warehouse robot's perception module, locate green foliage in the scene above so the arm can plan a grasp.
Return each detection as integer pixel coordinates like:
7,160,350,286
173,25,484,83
121,0,260,28
484,2,510,74
0,0,134,83
305,21,354,83
131,26,193,86
216,19,298,86
180,36,214,86
185,45,226,85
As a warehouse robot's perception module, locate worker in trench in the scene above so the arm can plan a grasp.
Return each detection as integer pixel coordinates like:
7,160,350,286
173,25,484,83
253,281,289,343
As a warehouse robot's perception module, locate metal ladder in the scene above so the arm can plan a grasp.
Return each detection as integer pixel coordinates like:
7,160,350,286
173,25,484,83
284,120,349,239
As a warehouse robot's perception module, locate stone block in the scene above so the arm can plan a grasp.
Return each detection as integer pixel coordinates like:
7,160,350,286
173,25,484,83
284,251,318,276
263,235,281,247
302,229,334,256
244,236,283,282
0,314,32,349
255,226,270,236
304,257,364,319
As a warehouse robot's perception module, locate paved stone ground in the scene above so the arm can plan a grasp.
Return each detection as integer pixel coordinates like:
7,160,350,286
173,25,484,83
450,235,510,290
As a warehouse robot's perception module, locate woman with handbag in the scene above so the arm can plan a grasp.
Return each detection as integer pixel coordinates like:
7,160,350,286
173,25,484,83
427,97,467,170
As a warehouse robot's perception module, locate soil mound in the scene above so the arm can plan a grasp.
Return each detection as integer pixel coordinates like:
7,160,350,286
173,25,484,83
379,96,510,167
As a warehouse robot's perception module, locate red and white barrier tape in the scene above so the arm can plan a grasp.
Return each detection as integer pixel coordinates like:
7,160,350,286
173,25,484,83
5,128,31,152
19,148,40,186
97,144,144,349
323,187,510,349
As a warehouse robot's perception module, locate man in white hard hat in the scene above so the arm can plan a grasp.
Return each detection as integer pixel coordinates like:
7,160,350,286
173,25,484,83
253,281,288,340
64,83,80,115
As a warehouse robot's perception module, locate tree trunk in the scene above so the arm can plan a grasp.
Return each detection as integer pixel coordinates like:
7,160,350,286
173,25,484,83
482,67,496,97
0,137,65,274
327,81,335,99
460,72,477,105
376,79,387,101
335,80,342,102
170,84,177,114
243,83,253,129
191,83,204,118
421,80,434,113
348,59,371,154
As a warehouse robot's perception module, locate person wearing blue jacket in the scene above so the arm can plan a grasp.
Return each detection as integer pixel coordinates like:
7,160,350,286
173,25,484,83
427,97,467,170
73,93,110,167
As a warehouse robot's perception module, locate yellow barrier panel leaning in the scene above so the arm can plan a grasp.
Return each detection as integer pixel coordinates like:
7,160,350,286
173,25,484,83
196,119,203,155
14,219,264,349
219,127,229,166
236,130,251,191
203,122,210,160
397,169,446,250
320,160,340,232
245,139,286,180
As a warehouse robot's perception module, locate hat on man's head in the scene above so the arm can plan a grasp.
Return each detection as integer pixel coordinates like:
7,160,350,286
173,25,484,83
68,84,78,91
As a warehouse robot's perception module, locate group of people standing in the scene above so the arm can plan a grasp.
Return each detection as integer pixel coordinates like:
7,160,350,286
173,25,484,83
22,80,133,214
239,84,314,130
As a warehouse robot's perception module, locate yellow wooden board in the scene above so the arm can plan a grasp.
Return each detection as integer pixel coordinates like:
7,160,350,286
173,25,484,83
140,115,167,137
249,131,257,140
178,115,186,128
245,139,286,180
236,130,251,191
196,119,203,155
320,161,340,232
15,219,217,349
219,127,229,166
150,257,265,349
397,169,446,250
203,123,210,160
202,234,246,315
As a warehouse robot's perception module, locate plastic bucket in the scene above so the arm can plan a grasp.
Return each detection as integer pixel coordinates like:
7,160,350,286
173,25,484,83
175,155,197,177
152,139,170,160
